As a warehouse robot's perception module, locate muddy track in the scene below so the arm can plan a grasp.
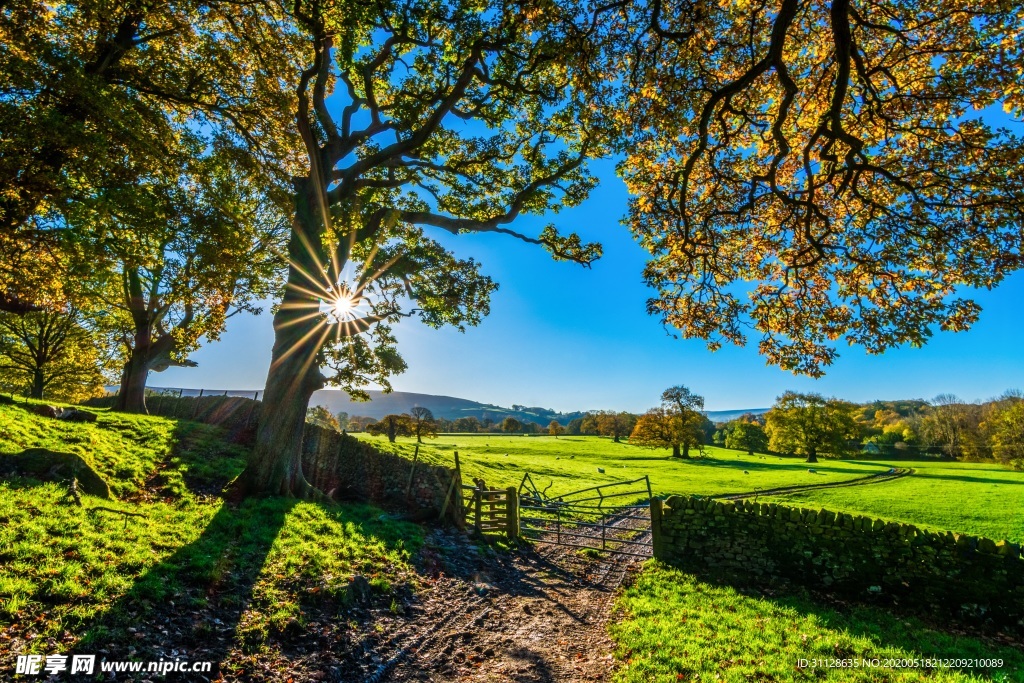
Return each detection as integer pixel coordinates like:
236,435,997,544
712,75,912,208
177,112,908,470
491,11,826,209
349,509,651,682
713,467,913,501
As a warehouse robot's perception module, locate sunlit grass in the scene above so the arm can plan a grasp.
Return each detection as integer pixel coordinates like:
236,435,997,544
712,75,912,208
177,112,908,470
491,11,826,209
611,562,1024,683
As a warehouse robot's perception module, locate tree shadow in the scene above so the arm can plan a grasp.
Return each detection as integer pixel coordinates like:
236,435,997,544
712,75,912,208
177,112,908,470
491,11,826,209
624,563,1024,679
76,496,295,677
886,471,1023,486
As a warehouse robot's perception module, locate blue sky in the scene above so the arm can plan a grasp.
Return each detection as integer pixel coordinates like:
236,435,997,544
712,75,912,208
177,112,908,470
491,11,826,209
157,151,1024,413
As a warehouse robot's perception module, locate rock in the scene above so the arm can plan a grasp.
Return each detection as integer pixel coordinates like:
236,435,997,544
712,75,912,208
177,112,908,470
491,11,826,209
1,448,110,498
31,404,61,419
346,575,372,605
60,409,98,423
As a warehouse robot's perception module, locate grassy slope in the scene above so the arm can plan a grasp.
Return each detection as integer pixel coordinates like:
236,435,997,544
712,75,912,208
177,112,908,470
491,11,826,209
357,433,1024,541
0,401,421,674
761,460,1024,543
611,562,1024,683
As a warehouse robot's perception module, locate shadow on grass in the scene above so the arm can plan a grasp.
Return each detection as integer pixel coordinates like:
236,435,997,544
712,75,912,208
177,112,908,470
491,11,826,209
77,496,295,672
613,562,1024,682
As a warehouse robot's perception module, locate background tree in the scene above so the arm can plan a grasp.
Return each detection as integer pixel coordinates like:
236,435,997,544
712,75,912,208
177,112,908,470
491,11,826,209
629,407,686,457
453,416,481,433
306,405,341,432
72,152,289,414
596,411,637,443
235,0,607,497
409,406,438,443
366,414,413,443
721,420,769,456
613,0,1024,377
334,411,350,431
565,417,584,436
0,0,301,313
661,385,707,457
548,420,565,437
765,392,859,463
501,417,523,434
347,415,375,432
920,394,988,460
988,399,1024,469
0,307,112,401
579,413,601,435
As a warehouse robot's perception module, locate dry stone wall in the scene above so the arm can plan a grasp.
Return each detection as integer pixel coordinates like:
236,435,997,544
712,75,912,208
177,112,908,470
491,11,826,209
87,394,462,524
652,494,1024,632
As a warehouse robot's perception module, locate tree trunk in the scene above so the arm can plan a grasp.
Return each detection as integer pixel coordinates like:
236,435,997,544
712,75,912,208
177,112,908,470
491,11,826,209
805,448,818,464
682,443,690,458
613,434,620,443
30,369,44,399
672,443,681,458
231,177,329,499
114,322,152,414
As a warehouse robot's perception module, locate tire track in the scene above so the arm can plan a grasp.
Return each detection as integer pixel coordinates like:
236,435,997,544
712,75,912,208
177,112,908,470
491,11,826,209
713,467,912,501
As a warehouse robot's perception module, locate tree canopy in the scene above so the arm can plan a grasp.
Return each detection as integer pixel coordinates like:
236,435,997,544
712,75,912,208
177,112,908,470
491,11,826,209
237,0,611,496
0,0,301,312
0,307,112,401
765,391,859,463
409,406,438,443
612,0,1024,376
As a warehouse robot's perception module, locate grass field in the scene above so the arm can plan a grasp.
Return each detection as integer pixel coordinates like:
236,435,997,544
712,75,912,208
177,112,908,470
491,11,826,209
357,433,1024,541
356,433,892,497
610,562,1024,683
762,460,1024,543
0,401,421,675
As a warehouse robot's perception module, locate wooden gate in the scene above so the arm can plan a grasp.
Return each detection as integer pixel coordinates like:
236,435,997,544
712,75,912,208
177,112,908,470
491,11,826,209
462,483,520,538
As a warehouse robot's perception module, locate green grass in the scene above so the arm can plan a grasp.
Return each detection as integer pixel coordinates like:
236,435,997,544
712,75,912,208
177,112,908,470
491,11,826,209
761,460,1024,543
356,433,891,500
0,400,422,669
610,562,1024,683
356,433,1024,541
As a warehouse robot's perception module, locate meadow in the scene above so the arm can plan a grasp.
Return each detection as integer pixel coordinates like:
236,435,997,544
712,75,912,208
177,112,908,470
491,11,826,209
0,401,422,676
358,433,1024,543
610,562,1024,683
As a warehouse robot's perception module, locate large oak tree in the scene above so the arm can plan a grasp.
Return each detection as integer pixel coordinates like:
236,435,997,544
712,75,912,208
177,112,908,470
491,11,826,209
765,391,859,463
233,0,607,497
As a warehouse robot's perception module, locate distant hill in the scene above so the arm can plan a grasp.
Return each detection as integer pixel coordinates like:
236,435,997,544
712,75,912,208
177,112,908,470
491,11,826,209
308,390,767,426
307,390,590,425
705,408,769,423
143,386,766,426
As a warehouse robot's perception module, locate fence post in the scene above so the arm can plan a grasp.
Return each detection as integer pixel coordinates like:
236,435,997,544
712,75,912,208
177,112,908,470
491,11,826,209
650,497,664,559
405,445,420,498
473,488,483,533
191,388,204,419
506,486,519,539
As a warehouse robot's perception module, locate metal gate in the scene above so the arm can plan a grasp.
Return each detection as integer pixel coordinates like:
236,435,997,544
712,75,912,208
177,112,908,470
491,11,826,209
517,474,654,557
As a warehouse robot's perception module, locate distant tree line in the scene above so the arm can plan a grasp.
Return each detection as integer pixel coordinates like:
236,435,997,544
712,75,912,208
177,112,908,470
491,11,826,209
710,391,1024,470
307,386,1024,471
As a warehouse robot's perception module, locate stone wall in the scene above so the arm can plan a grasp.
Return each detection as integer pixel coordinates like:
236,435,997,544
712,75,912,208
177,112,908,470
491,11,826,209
88,394,462,524
303,424,463,526
87,394,260,443
652,495,1024,632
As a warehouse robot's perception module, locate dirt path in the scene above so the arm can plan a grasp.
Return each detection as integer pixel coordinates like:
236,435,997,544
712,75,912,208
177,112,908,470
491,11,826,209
714,467,913,501
346,516,651,682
